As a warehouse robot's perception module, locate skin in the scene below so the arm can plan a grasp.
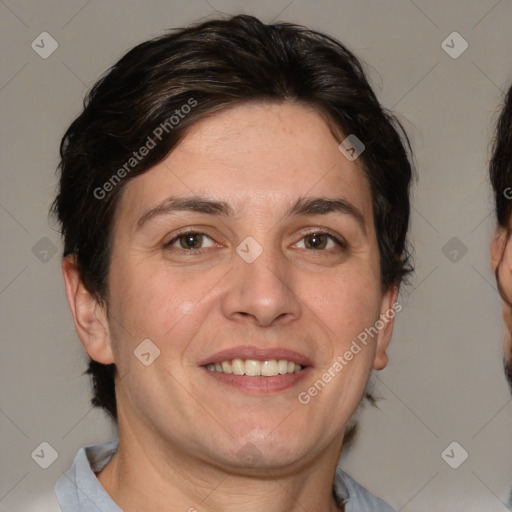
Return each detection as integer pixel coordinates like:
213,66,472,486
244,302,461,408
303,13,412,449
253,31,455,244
62,101,398,512
491,227,512,381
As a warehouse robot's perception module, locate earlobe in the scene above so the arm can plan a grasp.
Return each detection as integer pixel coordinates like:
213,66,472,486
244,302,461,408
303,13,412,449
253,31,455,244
373,284,399,371
61,255,114,365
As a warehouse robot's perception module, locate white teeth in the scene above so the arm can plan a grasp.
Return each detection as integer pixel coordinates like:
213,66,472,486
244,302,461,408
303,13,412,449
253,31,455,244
245,359,261,376
221,361,232,374
261,360,278,376
232,358,244,375
205,358,304,376
278,359,288,374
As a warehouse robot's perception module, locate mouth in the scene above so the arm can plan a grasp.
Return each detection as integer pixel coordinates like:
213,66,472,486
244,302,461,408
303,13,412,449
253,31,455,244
198,346,312,394
205,358,304,376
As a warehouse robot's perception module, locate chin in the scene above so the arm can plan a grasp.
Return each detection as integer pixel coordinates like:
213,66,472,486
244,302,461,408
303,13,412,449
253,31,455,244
220,432,308,469
228,446,308,473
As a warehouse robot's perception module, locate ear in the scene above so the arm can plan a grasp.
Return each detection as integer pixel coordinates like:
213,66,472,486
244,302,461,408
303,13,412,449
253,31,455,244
61,254,114,364
373,283,399,371
491,227,508,273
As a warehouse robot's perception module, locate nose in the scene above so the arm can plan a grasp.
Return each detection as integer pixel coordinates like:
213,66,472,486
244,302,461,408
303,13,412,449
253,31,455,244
221,240,302,327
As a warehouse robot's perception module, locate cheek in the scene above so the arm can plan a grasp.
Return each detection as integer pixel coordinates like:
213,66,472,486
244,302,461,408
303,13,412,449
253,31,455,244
500,267,512,304
108,260,225,350
308,268,382,335
503,309,512,354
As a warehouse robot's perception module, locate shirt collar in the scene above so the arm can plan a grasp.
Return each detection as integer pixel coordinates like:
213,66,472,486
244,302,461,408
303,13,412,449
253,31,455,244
55,439,122,512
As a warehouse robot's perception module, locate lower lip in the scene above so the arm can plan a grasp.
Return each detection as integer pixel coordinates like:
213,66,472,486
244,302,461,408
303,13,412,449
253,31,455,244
201,366,312,394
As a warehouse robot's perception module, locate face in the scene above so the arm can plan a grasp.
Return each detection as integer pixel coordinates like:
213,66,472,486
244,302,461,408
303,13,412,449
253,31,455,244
492,227,512,389
69,101,397,472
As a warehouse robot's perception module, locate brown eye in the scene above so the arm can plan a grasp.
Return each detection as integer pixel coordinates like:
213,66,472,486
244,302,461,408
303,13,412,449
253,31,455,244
166,232,215,251
304,233,330,250
296,232,345,251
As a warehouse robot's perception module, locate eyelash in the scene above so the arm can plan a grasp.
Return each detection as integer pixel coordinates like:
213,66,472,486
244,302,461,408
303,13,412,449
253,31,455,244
164,229,348,254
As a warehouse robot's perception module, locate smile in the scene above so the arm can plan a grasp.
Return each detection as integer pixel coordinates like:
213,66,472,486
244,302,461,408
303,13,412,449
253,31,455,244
205,359,304,376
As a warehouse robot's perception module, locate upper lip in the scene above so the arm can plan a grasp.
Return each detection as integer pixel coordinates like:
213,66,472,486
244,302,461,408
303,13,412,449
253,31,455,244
198,345,313,367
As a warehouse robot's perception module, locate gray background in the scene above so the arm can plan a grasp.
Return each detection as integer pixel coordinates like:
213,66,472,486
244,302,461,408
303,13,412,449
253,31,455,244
1,0,511,510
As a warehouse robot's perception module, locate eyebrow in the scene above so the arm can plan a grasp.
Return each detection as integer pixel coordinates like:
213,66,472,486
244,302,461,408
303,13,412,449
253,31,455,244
288,196,366,233
136,195,366,233
137,197,233,230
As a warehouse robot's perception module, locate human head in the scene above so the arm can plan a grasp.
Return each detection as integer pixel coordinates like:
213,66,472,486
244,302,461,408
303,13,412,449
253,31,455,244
52,15,413,428
490,84,512,387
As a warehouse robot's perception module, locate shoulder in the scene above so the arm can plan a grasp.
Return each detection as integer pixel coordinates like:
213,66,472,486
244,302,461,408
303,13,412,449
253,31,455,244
334,468,396,512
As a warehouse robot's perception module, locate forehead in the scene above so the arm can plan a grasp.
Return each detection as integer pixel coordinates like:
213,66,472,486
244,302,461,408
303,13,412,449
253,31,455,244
116,101,373,226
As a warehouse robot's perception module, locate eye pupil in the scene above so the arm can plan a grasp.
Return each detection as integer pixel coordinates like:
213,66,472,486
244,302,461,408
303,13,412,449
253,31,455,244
306,233,327,250
181,233,203,249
